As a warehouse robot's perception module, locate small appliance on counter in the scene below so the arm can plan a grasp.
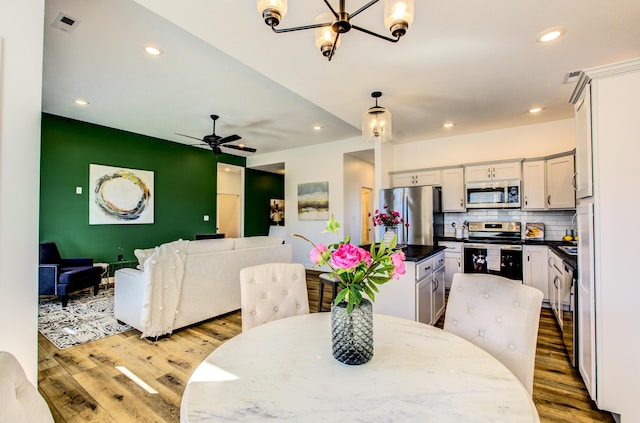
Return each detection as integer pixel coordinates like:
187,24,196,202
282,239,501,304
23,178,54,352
524,222,544,241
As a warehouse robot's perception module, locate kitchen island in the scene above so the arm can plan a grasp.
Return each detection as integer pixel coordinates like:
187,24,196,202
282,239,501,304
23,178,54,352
372,244,446,325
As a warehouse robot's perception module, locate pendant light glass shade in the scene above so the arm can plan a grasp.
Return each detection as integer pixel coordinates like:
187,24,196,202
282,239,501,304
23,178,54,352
257,0,288,26
383,0,414,37
315,13,341,58
362,92,392,143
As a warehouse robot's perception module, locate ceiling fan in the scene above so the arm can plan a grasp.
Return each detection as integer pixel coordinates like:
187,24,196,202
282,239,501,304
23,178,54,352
176,114,257,155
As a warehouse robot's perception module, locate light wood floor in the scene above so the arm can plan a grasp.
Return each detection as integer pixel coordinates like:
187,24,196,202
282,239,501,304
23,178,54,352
38,271,614,422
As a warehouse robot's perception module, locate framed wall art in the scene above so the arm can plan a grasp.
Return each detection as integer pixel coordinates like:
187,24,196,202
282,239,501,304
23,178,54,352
89,164,154,225
270,199,285,226
297,181,329,221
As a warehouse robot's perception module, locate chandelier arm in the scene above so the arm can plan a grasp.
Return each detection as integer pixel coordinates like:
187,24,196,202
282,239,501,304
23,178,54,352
327,32,341,62
349,0,381,20
271,22,331,33
322,0,339,19
351,25,401,43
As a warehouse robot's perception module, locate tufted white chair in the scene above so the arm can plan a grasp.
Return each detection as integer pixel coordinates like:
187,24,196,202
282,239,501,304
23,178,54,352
0,351,54,423
240,263,310,331
443,273,544,396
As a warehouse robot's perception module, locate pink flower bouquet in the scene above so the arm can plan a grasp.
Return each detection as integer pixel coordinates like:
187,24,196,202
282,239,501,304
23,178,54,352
295,214,406,313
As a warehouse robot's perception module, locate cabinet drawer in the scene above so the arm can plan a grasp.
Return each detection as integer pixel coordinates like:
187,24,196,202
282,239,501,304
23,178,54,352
416,257,435,280
433,252,445,270
439,241,462,253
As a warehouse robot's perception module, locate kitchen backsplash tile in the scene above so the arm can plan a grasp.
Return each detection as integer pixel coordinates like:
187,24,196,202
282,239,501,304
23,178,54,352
444,210,575,241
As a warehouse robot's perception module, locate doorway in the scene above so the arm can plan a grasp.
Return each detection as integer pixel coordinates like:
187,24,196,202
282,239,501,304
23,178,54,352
217,193,240,238
361,187,373,244
216,163,244,238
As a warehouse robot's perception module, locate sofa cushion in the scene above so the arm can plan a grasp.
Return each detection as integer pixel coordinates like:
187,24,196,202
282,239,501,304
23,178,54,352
234,236,284,250
134,247,157,270
186,238,235,255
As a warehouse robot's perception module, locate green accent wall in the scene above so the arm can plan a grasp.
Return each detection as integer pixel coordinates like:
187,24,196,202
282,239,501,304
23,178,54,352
40,113,249,262
244,169,285,236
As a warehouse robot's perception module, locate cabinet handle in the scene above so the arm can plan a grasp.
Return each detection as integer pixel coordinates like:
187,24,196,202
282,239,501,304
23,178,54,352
547,194,551,205
571,172,577,191
527,252,530,262
492,168,496,178
524,196,528,206
457,258,461,268
554,276,561,289
487,168,491,179
432,278,438,292
460,199,463,207
548,257,553,267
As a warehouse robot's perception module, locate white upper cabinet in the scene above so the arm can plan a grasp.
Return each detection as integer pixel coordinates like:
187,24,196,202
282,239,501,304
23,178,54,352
546,154,576,209
441,167,465,212
522,160,547,210
391,169,442,187
464,161,521,182
574,87,594,199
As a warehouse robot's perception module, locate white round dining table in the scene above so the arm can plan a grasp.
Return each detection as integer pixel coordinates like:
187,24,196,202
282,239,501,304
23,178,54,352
181,312,540,422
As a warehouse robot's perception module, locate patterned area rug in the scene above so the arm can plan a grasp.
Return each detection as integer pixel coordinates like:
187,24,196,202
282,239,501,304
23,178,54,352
38,287,132,349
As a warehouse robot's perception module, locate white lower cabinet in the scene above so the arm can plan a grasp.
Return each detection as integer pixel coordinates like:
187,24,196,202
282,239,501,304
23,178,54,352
373,251,445,326
523,245,549,301
548,250,570,331
439,241,463,289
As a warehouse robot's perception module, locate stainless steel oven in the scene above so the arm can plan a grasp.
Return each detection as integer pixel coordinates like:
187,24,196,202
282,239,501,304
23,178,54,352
463,221,523,281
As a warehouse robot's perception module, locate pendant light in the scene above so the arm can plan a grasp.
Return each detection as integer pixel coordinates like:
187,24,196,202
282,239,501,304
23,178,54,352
362,91,392,143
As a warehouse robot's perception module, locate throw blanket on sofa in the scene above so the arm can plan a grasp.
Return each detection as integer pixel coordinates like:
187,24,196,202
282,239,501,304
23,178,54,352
140,239,189,338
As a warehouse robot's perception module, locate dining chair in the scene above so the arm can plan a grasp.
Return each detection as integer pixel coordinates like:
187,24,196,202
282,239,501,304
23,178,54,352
0,351,54,423
443,273,544,395
240,262,310,331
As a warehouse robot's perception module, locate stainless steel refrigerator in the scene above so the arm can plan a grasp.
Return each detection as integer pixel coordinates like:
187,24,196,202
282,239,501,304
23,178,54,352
379,186,444,246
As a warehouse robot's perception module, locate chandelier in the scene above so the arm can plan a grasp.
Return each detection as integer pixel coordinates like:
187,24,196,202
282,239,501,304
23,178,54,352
257,0,415,61
362,91,392,142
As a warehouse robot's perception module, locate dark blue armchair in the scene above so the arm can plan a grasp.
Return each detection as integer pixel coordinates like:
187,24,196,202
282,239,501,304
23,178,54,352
39,242,102,307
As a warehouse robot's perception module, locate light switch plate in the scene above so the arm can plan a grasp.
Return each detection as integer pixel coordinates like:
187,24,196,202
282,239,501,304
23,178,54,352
75,186,82,194
204,215,210,221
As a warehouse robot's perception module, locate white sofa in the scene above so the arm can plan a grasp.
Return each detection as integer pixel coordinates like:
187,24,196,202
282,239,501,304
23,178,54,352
114,236,292,336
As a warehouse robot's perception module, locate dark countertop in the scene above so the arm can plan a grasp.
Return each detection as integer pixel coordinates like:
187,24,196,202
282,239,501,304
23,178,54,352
401,244,446,262
362,244,445,262
435,237,577,270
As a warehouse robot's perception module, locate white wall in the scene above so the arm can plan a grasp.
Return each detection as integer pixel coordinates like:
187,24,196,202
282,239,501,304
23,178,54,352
390,118,576,172
0,0,45,383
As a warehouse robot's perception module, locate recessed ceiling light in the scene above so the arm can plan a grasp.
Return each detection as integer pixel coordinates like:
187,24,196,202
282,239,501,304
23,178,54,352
443,122,455,128
313,125,322,131
224,167,231,172
529,107,543,113
144,46,162,56
537,27,566,43
74,99,89,105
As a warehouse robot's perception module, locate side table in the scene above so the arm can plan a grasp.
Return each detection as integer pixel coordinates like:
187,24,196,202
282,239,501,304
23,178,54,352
108,260,138,286
94,262,110,288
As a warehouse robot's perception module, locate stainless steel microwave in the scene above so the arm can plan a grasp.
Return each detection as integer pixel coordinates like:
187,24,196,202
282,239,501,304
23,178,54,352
465,180,521,208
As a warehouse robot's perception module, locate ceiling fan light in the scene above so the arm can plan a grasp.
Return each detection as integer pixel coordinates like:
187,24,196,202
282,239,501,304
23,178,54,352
257,0,287,26
384,0,414,38
314,13,340,57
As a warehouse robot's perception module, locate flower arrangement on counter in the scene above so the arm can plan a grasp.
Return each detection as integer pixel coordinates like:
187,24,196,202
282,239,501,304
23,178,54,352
370,205,410,228
294,214,406,313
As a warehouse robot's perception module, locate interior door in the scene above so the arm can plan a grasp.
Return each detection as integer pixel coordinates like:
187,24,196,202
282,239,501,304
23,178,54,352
217,193,240,238
360,187,373,244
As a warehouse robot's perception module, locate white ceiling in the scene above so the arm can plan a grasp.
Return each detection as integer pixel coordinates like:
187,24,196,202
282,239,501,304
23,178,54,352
42,0,640,161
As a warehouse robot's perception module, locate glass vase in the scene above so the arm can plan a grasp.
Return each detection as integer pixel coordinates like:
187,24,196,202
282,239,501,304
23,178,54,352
331,298,373,365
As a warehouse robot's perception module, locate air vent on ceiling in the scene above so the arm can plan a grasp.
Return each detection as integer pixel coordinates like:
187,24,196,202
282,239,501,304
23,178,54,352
52,12,80,33
563,70,582,84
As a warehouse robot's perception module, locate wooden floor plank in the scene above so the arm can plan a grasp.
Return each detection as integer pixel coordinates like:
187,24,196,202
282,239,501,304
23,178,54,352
38,271,615,422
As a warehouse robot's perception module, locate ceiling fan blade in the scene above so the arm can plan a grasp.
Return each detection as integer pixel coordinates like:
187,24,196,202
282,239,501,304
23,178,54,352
224,144,257,153
176,133,204,141
214,145,222,155
216,134,241,145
